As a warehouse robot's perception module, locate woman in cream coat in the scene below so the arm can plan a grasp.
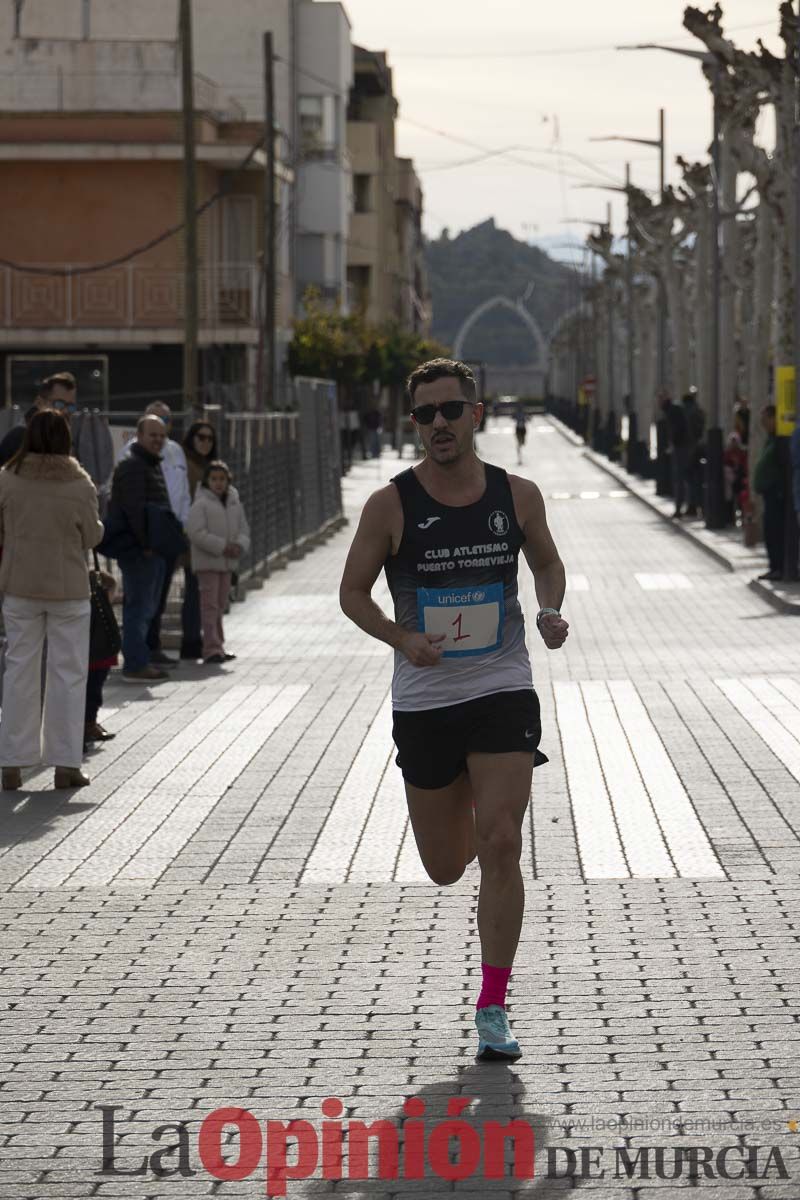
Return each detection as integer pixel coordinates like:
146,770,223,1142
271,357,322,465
0,410,104,789
186,460,250,663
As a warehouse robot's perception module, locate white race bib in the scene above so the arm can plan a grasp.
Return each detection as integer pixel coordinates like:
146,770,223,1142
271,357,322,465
417,583,505,658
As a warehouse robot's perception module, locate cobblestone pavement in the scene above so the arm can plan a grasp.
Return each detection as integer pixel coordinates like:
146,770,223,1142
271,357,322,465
1,418,799,1197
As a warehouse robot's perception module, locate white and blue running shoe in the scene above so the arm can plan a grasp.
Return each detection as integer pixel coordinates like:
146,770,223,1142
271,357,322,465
475,1004,521,1061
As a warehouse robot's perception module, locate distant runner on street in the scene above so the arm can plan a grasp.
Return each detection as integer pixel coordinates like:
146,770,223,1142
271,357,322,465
339,358,569,1061
514,402,527,465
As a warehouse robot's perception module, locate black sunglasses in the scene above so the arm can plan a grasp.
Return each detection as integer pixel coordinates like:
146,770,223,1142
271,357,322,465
411,399,474,424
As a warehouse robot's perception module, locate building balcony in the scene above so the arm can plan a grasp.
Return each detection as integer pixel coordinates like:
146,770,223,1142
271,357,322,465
347,120,379,173
0,263,259,340
0,68,244,121
348,213,379,266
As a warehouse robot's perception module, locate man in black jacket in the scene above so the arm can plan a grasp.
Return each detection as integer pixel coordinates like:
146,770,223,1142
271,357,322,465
108,416,172,683
660,393,690,518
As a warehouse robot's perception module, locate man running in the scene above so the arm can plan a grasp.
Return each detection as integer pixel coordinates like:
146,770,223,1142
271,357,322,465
339,358,568,1061
514,402,528,465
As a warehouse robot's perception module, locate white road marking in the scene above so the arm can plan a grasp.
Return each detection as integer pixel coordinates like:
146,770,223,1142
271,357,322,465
555,680,724,879
394,810,431,882
348,762,409,882
580,682,676,877
715,678,800,784
566,574,590,592
635,573,693,590
607,681,723,878
17,686,282,888
299,693,395,884
114,686,308,884
554,681,629,878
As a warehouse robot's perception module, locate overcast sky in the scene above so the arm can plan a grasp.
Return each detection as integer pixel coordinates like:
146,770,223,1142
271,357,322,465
341,0,781,260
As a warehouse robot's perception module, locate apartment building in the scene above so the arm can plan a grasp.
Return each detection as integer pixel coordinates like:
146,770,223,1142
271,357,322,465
346,46,430,333
0,0,352,407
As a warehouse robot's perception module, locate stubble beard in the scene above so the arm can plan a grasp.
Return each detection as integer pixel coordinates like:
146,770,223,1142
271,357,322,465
427,430,472,466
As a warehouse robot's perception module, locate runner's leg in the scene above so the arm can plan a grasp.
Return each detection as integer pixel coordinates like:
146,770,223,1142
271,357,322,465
467,750,532,965
405,771,476,884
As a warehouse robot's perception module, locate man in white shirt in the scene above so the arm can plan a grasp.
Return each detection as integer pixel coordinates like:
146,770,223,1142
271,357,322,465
117,401,192,666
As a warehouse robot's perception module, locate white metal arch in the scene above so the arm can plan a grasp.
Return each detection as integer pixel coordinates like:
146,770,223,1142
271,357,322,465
453,295,549,369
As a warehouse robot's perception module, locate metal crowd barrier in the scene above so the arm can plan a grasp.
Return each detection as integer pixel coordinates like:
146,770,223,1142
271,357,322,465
101,376,344,635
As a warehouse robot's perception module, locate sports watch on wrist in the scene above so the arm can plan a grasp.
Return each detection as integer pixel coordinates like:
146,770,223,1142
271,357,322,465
536,607,560,630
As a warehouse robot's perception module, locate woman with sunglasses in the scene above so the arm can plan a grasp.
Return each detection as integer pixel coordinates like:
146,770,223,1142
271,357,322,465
340,357,569,1064
181,422,218,659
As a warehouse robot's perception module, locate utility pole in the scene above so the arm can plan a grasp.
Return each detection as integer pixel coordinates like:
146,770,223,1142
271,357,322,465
179,0,199,413
705,63,726,529
264,31,277,410
606,201,616,457
589,106,666,392
784,0,800,579
657,107,666,393
624,162,639,473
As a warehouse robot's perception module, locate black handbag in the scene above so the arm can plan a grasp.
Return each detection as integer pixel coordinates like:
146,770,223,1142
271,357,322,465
89,551,122,662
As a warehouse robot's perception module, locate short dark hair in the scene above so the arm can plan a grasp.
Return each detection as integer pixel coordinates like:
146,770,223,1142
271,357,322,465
762,404,776,419
406,358,477,405
202,459,232,488
39,372,77,398
9,409,72,472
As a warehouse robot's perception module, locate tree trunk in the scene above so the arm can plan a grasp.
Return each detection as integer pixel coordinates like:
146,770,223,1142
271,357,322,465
719,135,740,419
746,203,773,411
633,278,656,451
662,251,690,398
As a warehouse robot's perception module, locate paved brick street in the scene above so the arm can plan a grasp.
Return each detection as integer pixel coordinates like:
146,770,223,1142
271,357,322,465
2,417,800,1197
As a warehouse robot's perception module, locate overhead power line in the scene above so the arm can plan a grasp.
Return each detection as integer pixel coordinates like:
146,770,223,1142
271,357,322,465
274,53,629,189
386,18,779,59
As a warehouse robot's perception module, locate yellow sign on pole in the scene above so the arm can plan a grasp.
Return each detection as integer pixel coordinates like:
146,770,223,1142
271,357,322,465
775,365,797,436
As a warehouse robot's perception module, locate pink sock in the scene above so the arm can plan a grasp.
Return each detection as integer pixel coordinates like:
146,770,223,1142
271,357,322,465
476,963,512,1010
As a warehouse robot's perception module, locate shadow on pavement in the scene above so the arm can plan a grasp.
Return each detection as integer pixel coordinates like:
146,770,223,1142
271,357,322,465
338,1067,573,1198
0,793,95,848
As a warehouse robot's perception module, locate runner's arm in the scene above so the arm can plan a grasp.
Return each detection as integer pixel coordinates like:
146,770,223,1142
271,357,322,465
512,478,569,648
340,488,446,666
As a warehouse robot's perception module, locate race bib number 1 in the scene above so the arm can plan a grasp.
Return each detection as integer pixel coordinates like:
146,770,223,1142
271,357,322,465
417,583,505,658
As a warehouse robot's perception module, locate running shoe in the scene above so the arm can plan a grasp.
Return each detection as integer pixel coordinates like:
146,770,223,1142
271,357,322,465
475,1005,521,1061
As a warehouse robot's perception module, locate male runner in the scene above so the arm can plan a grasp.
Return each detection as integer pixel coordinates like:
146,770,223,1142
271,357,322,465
339,358,568,1060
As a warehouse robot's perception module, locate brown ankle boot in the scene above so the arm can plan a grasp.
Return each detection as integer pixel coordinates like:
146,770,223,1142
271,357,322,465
54,767,90,789
2,768,21,791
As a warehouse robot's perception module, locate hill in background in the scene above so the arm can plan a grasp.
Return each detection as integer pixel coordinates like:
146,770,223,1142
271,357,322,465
424,219,582,366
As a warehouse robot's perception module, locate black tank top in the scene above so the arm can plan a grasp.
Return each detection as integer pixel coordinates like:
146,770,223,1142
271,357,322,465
384,463,533,711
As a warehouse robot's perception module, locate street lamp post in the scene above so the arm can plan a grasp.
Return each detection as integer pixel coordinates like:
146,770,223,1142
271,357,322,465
618,44,726,531
571,188,631,463
562,217,612,448
589,112,666,475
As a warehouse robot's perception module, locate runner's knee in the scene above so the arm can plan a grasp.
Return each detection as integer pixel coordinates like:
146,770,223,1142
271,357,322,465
476,824,522,868
424,858,467,886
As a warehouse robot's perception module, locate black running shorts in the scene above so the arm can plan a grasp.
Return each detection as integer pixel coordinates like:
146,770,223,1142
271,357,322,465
392,688,548,791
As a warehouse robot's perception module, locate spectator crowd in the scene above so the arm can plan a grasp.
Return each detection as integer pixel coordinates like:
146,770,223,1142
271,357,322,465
659,388,800,583
0,375,249,791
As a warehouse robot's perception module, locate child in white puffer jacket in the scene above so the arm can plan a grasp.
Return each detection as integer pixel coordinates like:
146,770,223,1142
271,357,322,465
185,460,250,663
